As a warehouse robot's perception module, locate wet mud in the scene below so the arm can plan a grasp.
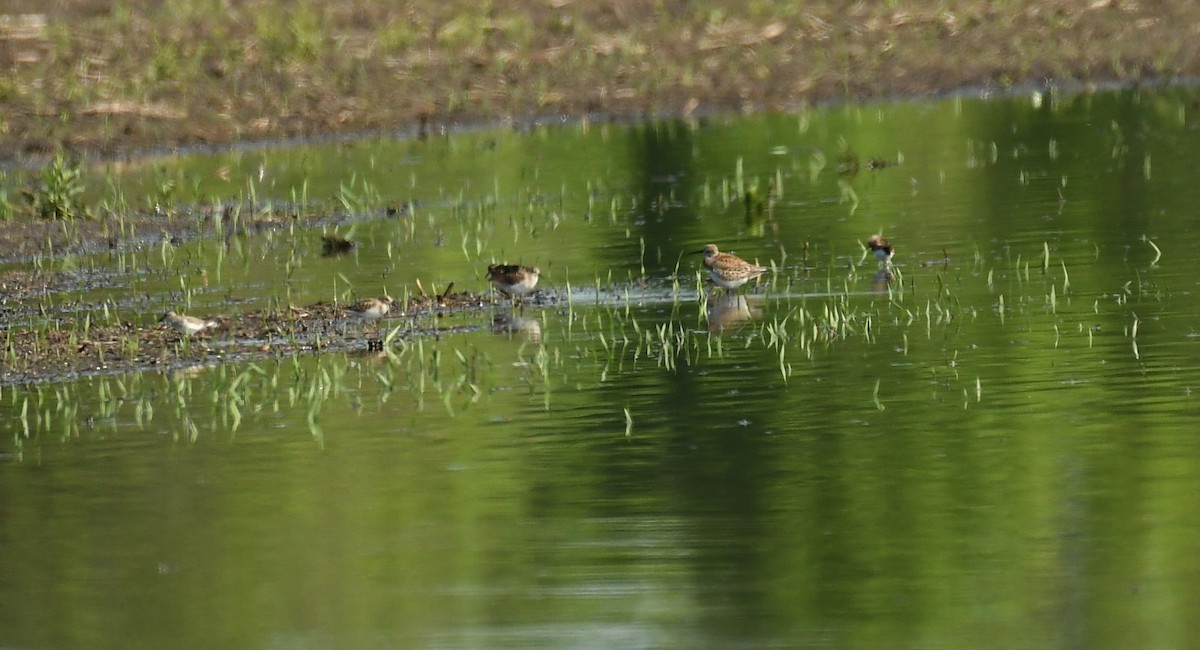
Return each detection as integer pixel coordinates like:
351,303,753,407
1,290,559,387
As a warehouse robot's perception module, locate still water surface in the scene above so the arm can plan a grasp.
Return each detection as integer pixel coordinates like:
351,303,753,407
4,87,1200,648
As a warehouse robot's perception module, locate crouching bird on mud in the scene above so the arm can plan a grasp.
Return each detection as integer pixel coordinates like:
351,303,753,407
160,310,219,336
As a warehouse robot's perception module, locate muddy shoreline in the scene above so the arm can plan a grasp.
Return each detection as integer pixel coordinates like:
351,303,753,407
0,290,556,387
3,1,1199,158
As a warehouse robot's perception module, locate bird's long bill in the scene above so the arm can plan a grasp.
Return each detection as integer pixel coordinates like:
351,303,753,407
689,248,706,255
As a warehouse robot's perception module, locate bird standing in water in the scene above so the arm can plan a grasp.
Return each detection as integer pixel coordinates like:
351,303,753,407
691,244,769,290
487,264,541,300
867,235,894,265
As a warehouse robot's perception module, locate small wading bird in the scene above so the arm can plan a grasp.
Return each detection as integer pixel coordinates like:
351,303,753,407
343,297,391,321
867,235,894,265
343,297,392,348
487,264,541,299
160,310,219,336
691,244,769,290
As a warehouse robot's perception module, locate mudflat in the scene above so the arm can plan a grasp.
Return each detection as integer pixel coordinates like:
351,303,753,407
1,0,1195,157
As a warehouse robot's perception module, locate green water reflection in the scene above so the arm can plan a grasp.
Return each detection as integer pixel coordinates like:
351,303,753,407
5,86,1200,648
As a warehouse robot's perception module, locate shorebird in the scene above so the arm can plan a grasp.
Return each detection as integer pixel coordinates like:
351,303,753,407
691,244,769,290
160,310,219,335
343,297,391,321
340,297,392,344
487,264,541,298
867,235,894,265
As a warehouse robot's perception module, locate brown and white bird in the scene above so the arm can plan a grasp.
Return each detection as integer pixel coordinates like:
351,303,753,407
343,297,391,321
487,264,541,297
691,244,769,290
867,235,894,264
160,310,219,335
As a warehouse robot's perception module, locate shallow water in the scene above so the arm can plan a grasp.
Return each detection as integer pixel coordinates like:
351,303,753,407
5,86,1200,648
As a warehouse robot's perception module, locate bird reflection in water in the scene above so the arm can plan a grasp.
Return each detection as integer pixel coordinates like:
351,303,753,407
491,310,542,342
871,269,894,295
706,293,763,333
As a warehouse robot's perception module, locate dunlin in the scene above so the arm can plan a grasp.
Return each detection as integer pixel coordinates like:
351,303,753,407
867,235,894,264
691,244,769,290
160,310,219,335
344,297,391,320
487,264,541,297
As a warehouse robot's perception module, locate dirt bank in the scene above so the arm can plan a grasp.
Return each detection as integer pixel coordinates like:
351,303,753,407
2,0,1197,158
